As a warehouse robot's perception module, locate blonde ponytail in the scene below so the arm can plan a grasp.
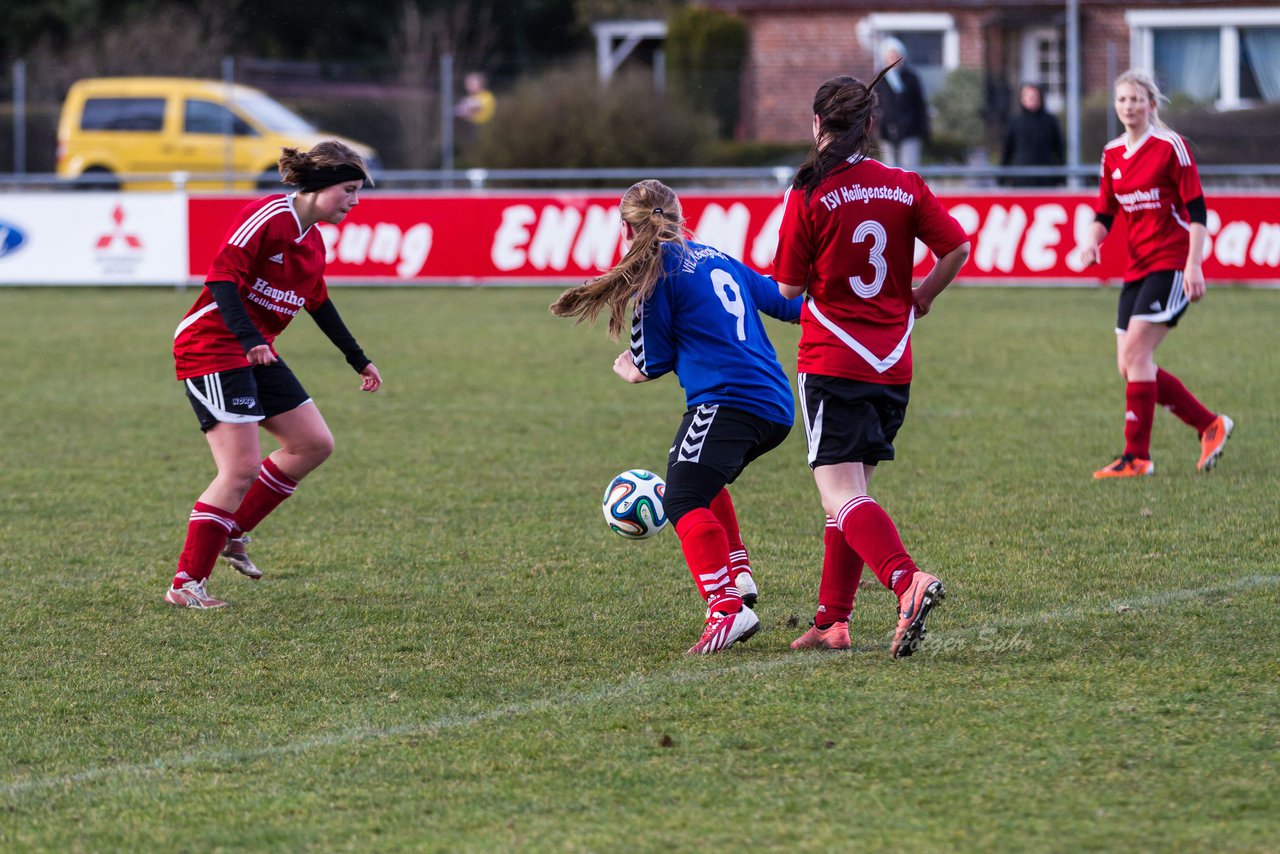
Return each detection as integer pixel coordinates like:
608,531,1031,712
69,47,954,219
550,180,687,339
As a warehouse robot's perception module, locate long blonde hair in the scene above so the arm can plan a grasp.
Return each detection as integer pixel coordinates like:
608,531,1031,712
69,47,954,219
549,179,687,339
1115,68,1172,132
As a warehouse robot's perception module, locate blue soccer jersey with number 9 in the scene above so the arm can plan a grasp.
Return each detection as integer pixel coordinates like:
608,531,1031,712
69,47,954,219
630,240,801,426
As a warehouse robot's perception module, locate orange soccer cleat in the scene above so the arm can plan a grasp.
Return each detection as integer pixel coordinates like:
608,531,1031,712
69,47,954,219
1093,453,1154,479
790,621,852,651
891,571,945,659
1197,414,1234,472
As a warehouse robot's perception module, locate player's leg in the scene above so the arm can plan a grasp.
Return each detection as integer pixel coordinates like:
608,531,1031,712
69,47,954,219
709,488,756,607
666,406,777,655
223,363,327,577
791,463,873,652
800,374,941,658
170,422,262,607
705,416,790,609
1096,279,1162,478
169,370,266,607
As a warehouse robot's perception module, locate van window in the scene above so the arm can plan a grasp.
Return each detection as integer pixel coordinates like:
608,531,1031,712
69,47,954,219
81,97,166,131
184,100,256,136
237,94,316,134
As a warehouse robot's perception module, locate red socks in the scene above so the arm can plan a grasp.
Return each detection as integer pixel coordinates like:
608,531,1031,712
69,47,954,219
174,502,236,587
1155,368,1216,434
1123,380,1157,460
710,488,751,582
234,457,298,534
835,497,917,597
815,515,863,626
674,508,741,614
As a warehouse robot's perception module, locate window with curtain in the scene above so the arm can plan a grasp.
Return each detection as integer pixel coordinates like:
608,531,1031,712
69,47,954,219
1152,28,1221,103
1240,28,1280,103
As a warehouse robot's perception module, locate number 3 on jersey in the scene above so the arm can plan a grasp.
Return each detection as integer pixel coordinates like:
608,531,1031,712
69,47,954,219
848,220,888,298
711,268,747,340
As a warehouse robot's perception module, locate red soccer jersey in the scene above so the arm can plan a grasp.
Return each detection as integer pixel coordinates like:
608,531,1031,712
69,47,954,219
174,194,330,380
1095,127,1203,281
774,157,967,384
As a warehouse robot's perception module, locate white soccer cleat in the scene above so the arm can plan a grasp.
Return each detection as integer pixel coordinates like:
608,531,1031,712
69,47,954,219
220,534,262,580
687,607,760,655
164,579,227,609
734,571,758,608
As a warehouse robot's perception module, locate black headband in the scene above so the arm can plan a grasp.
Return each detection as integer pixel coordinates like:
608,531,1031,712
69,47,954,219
296,164,368,193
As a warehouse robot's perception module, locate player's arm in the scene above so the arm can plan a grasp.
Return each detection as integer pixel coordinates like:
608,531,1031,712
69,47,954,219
1183,196,1208,301
912,241,970,318
773,187,811,300
1076,218,1111,268
308,299,381,391
777,280,805,299
613,350,650,383
620,297,672,384
740,264,802,322
1077,156,1117,268
207,281,274,365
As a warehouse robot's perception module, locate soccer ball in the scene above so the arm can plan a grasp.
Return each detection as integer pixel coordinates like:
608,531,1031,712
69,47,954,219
602,469,668,539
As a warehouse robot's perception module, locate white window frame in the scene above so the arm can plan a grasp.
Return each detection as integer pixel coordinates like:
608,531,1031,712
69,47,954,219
1021,27,1066,114
1127,7,1280,109
862,13,960,72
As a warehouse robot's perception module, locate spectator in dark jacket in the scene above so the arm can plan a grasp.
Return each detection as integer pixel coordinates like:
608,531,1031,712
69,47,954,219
1001,83,1065,186
876,38,929,170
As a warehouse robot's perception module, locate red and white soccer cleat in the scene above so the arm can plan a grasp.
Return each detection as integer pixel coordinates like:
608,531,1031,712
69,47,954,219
221,534,262,580
687,607,760,655
164,579,227,609
891,571,944,659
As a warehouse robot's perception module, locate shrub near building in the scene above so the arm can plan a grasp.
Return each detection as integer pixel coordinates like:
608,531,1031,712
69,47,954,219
468,61,717,171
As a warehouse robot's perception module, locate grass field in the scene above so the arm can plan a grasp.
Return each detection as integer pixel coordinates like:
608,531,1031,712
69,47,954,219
0,284,1276,851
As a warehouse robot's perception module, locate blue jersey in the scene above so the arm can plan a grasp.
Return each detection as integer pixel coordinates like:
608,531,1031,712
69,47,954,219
630,241,801,426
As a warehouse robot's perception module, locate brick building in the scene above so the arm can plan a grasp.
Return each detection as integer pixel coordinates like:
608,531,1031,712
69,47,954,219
698,1,1280,143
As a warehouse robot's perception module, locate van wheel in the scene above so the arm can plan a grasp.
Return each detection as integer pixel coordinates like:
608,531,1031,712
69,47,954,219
257,169,282,190
76,167,120,191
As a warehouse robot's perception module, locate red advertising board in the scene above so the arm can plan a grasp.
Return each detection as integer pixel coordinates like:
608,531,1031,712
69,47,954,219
187,192,1280,283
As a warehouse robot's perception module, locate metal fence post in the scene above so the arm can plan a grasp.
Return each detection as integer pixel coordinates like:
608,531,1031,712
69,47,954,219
222,56,235,190
440,53,455,176
13,59,26,175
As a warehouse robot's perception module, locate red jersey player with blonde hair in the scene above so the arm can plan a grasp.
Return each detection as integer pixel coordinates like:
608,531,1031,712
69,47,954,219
774,68,970,658
167,140,382,608
1075,69,1232,479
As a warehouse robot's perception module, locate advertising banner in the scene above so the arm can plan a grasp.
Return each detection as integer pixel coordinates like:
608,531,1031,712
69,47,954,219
188,191,1280,285
0,193,188,284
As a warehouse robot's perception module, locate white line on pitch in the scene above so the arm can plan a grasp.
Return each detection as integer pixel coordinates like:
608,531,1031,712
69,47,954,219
2,573,1276,799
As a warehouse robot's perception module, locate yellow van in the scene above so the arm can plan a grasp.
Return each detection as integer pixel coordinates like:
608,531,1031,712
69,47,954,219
56,77,379,190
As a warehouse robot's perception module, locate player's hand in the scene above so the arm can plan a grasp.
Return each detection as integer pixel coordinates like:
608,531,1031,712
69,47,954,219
612,351,649,383
1075,244,1101,268
1183,264,1206,302
359,363,382,392
247,344,277,365
912,288,934,318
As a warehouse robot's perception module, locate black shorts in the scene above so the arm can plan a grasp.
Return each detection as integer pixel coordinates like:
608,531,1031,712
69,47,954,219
666,404,791,484
663,404,791,523
798,372,910,467
183,360,311,432
1116,269,1189,332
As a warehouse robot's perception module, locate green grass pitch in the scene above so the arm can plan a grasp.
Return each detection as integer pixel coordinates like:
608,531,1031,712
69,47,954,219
0,284,1276,850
